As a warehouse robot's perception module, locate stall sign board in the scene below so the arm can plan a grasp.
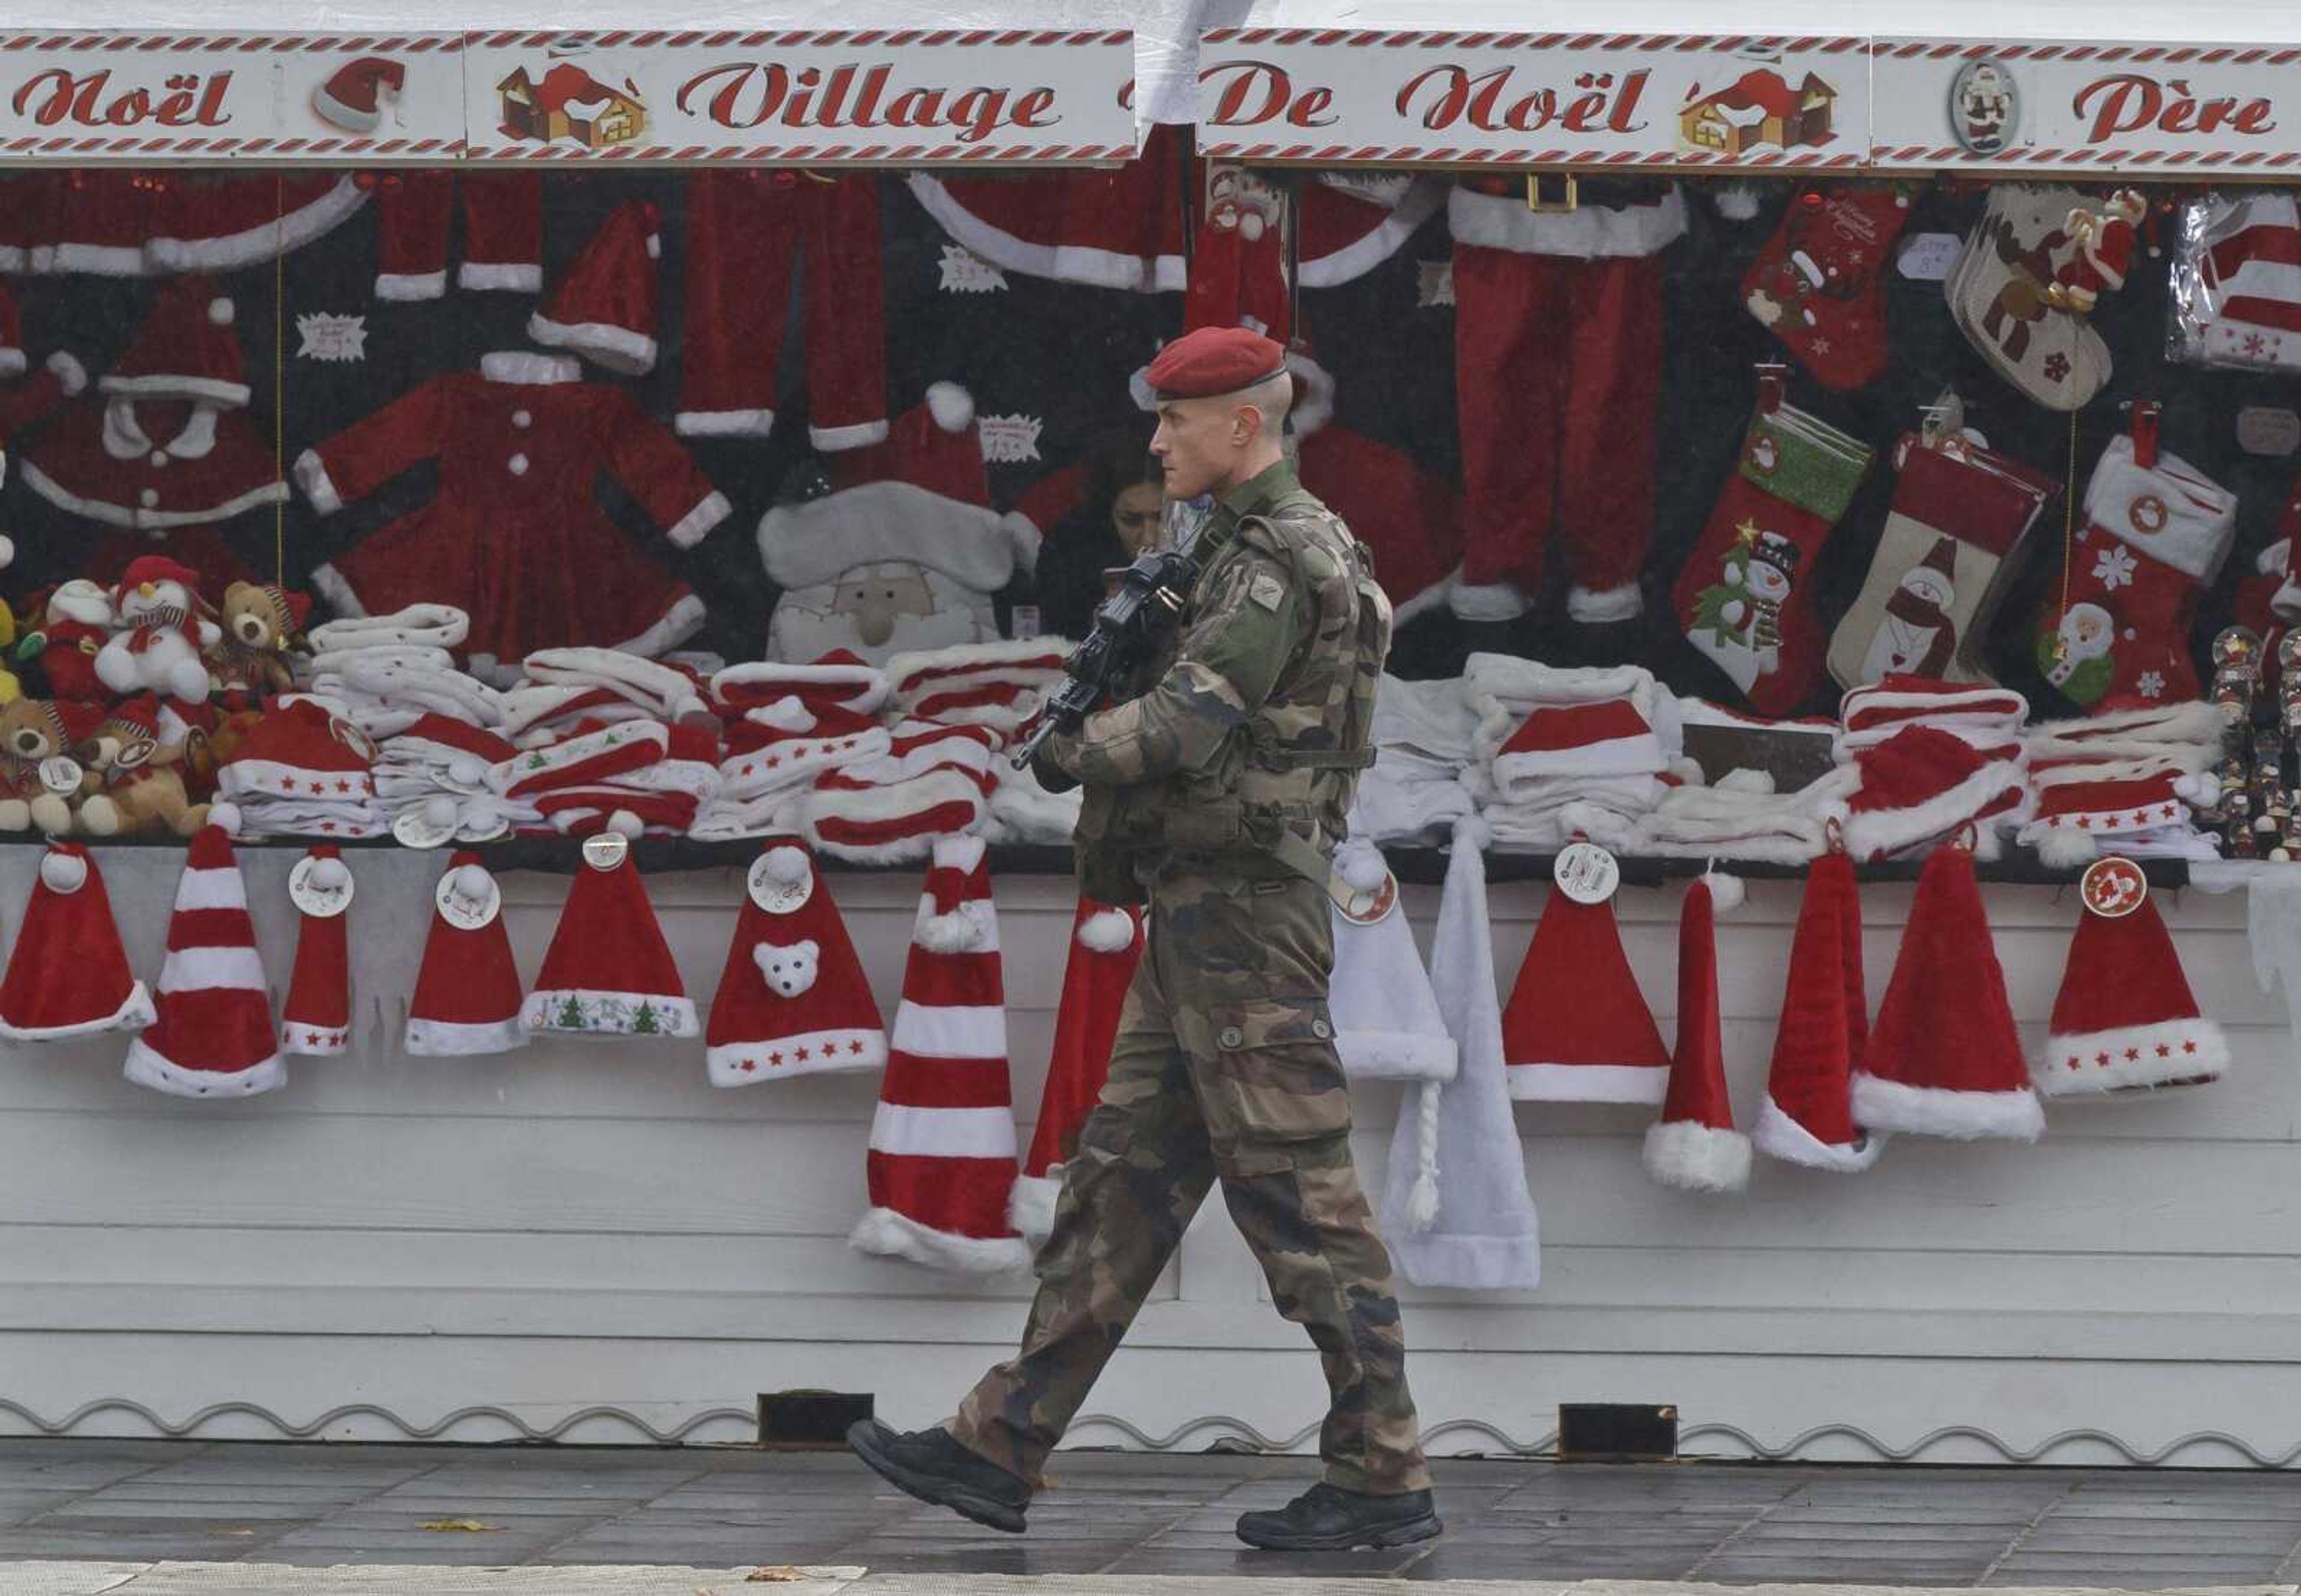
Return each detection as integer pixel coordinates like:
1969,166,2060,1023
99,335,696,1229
459,29,1136,163
1872,38,2301,173
1193,30,1871,169
0,33,468,160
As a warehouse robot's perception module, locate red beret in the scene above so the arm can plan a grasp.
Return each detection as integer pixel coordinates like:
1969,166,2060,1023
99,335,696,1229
1144,326,1287,401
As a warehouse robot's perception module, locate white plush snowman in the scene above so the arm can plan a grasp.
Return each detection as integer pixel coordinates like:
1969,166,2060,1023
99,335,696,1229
96,555,220,705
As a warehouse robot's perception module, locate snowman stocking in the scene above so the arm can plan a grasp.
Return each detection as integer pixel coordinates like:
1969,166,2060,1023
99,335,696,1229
1828,433,2057,690
2032,433,2236,711
1675,398,1874,715
1743,186,1913,391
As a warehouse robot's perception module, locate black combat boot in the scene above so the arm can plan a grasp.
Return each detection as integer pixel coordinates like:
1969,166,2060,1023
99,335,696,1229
846,1419,1031,1533
1236,1480,1443,1550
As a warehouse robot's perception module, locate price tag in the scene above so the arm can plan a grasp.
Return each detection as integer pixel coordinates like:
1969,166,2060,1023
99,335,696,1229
2239,407,2301,458
288,854,356,916
2080,856,2147,918
581,831,629,871
37,755,81,794
392,807,455,851
1553,841,1621,905
1895,232,1964,282
1331,865,1398,926
436,866,500,930
748,850,814,915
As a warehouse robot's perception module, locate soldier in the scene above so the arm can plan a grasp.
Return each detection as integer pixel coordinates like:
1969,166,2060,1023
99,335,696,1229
848,325,1438,1552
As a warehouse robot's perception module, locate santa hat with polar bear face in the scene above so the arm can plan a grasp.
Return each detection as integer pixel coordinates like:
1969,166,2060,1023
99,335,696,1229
705,839,886,1088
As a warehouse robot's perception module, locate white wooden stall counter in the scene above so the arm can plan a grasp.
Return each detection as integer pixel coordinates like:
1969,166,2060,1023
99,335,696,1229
0,856,2290,1468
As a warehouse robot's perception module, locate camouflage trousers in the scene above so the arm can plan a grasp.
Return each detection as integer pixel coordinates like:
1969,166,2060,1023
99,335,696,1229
948,870,1430,1496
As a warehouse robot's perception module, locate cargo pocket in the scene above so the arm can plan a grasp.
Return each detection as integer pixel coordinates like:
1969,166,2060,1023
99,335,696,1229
1203,997,1352,1150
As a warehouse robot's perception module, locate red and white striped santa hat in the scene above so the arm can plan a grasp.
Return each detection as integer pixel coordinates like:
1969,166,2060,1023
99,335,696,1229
711,650,890,721
804,720,997,864
705,840,887,1087
123,823,285,1099
406,853,528,1056
490,720,671,799
1013,898,1144,1240
851,835,1032,1272
885,639,1072,737
280,845,354,1057
1838,675,2029,750
0,844,155,1041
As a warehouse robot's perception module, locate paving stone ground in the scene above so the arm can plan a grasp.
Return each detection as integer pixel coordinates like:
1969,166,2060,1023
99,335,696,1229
1,1440,2298,1588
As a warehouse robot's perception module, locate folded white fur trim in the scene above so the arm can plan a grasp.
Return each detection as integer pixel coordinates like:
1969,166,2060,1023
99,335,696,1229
2024,700,2228,763
308,645,456,678
1465,654,1656,710
887,637,1072,693
308,604,469,653
521,647,709,725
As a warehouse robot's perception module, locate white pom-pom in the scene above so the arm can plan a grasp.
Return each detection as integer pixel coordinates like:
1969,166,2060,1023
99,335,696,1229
447,756,486,787
608,809,645,839
1076,906,1135,953
762,844,811,886
2035,828,2097,870
924,381,974,433
1699,871,1744,915
645,232,662,260
309,857,351,891
209,297,234,326
0,534,14,573
1717,767,1776,796
41,850,86,894
918,902,987,954
46,350,86,397
422,795,458,829
208,802,242,838
1238,210,1266,241
453,863,493,898
1337,840,1388,894
750,696,816,733
2175,771,2219,806
1713,182,1763,221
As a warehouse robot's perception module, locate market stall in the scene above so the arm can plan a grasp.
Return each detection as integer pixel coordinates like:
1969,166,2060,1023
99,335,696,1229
6,5,2301,1470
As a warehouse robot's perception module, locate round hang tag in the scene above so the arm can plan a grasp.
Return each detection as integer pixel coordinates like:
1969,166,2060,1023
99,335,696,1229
457,810,512,845
1553,841,1621,905
581,831,629,871
288,853,356,917
436,863,501,930
111,737,153,771
1333,866,1398,926
2080,856,2148,919
38,755,81,794
392,806,456,851
748,849,814,915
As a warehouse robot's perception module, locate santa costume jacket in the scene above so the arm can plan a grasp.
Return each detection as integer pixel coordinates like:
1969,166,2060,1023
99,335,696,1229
298,352,730,673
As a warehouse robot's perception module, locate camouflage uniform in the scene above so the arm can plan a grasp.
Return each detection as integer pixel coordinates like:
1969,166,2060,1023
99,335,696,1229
947,460,1428,1497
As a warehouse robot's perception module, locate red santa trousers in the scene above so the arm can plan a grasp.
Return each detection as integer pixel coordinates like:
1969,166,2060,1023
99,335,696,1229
372,171,544,300
677,171,887,451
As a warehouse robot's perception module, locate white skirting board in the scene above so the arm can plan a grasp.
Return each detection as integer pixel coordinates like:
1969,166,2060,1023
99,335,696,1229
0,866,2290,1467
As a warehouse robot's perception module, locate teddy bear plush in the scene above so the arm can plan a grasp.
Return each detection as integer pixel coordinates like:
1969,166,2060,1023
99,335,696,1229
77,694,210,839
209,581,312,701
96,555,219,706
0,697,101,835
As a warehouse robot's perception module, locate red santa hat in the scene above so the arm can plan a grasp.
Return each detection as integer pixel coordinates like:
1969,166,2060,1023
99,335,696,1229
114,554,206,612
1013,898,1144,1241
705,841,887,1088
523,835,696,1038
1751,850,1883,1172
0,279,22,379
803,720,997,864
219,698,380,803
851,835,1032,1272
529,199,660,377
884,639,1071,737
2037,858,2229,1097
1838,675,2028,748
1642,873,1752,1193
1852,836,2044,1141
311,56,404,135
1841,724,2027,862
491,720,671,799
280,846,354,1057
406,853,528,1056
0,844,155,1041
1327,838,1456,1083
102,274,250,408
122,824,285,1100
712,651,890,721
385,714,520,788
1502,870,1672,1103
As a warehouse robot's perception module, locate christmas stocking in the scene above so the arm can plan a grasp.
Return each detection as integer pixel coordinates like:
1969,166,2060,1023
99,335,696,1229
2033,433,2236,711
1946,185,2115,412
1828,433,2057,690
1743,186,1912,391
1675,398,1874,715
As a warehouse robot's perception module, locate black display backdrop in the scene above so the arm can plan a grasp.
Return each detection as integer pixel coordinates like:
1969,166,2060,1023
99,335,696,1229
1,168,2286,721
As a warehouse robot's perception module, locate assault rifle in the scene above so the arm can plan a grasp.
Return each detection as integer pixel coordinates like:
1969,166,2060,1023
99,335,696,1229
1011,543,1202,770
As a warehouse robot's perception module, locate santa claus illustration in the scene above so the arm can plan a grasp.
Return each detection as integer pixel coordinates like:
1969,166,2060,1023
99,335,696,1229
1864,536,1961,681
2037,600,2117,705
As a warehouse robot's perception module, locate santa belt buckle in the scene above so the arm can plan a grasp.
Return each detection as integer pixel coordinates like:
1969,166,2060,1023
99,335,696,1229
1524,173,1578,213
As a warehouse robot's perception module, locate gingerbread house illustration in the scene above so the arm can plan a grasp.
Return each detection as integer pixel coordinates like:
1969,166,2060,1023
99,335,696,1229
498,62,647,148
1679,69,1837,155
